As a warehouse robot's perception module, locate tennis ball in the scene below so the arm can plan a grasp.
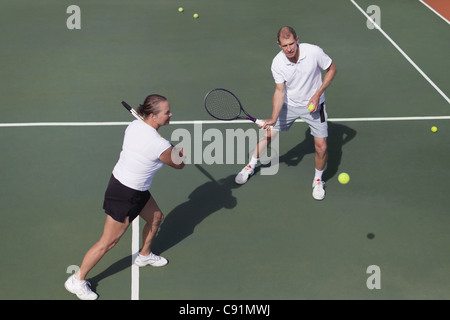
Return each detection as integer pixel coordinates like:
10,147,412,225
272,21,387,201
431,126,438,132
178,7,184,12
308,103,314,112
193,13,199,19
338,172,350,184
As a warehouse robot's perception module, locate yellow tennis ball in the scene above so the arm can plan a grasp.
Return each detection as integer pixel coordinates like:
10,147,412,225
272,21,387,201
308,103,314,112
431,126,438,132
338,172,350,184
193,13,199,19
178,7,184,12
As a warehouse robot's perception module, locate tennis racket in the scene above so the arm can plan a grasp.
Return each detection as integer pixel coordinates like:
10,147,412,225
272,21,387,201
204,88,272,129
121,101,144,121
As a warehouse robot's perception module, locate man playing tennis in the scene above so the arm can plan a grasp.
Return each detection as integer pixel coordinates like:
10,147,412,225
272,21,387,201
235,26,337,200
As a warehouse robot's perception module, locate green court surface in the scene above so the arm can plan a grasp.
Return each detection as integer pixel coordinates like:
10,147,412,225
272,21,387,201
1,0,449,301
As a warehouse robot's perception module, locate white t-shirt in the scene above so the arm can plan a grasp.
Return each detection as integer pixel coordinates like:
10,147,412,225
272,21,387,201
271,43,332,107
112,120,172,191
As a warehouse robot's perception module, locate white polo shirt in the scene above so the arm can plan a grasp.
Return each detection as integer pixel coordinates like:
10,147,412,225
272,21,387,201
112,120,172,191
271,43,332,107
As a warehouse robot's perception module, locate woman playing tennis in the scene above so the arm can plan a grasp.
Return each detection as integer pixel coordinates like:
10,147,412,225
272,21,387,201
65,94,185,300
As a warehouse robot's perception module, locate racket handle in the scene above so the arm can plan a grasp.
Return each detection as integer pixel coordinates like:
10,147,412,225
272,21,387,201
122,101,144,121
255,119,274,130
130,109,144,121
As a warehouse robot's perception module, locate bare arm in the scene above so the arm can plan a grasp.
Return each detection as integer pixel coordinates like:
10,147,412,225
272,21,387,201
159,146,185,169
261,82,285,129
308,61,337,112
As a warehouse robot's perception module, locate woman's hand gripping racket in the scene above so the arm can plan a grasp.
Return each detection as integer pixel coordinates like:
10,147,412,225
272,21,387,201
204,88,273,130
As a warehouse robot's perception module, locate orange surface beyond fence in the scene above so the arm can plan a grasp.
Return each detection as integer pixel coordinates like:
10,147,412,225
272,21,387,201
423,0,450,21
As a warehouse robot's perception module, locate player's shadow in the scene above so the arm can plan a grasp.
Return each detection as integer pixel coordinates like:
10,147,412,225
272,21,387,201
152,171,240,255
88,254,132,294
88,169,240,292
257,122,356,181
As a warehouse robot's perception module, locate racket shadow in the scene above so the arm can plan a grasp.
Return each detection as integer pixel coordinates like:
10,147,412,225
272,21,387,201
152,172,241,255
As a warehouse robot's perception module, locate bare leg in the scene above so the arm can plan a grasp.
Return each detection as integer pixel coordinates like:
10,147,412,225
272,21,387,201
138,197,164,256
77,215,130,280
252,129,278,159
314,137,328,171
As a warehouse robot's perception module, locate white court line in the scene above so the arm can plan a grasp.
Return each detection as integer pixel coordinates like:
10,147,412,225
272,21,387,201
0,117,449,127
1,116,450,128
350,0,450,104
419,0,450,25
131,219,139,300
0,121,130,127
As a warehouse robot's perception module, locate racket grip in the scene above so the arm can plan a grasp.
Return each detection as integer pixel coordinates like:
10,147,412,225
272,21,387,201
122,101,144,121
255,119,274,130
121,101,132,111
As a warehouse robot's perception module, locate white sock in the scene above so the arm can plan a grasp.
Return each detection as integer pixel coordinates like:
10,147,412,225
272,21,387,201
248,156,259,168
139,252,151,257
74,271,83,282
314,168,324,181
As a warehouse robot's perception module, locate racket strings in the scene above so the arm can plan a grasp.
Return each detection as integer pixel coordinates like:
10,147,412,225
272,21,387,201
204,90,241,120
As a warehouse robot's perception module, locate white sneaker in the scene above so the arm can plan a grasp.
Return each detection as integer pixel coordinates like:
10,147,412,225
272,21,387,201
312,179,326,200
64,275,98,300
235,165,255,184
134,252,168,267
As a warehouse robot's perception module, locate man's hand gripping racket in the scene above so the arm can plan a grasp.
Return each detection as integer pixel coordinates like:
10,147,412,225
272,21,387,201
204,88,273,130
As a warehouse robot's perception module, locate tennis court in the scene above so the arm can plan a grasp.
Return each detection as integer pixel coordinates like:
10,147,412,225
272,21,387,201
1,0,449,301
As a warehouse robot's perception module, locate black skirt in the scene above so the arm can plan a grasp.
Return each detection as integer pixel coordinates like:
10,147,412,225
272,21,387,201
103,174,151,223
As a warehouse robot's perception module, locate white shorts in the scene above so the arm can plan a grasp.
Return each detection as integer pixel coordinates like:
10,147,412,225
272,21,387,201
273,102,328,138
